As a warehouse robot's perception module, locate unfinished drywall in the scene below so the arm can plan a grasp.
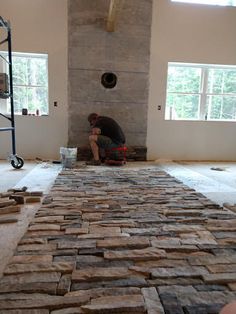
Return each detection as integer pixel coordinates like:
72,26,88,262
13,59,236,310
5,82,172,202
68,0,152,155
147,0,236,161
0,0,68,160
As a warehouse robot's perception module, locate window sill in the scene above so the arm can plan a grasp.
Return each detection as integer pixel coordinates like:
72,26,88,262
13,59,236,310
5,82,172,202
165,119,236,122
11,114,49,117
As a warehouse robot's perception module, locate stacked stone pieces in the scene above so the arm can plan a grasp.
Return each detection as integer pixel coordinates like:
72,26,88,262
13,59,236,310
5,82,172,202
0,188,42,224
0,167,236,312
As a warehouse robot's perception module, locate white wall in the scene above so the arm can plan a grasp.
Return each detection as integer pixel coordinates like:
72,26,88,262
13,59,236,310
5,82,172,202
147,0,236,161
0,0,68,160
1,0,236,161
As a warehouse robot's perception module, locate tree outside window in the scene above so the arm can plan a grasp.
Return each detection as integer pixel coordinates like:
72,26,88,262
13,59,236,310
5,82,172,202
165,63,236,121
0,52,48,115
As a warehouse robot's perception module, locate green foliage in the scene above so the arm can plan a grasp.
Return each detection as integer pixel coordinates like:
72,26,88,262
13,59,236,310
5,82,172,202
166,64,236,121
12,55,48,114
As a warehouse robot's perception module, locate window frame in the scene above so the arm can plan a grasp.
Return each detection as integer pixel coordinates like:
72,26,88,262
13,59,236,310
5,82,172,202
165,62,236,122
171,0,236,6
0,51,49,115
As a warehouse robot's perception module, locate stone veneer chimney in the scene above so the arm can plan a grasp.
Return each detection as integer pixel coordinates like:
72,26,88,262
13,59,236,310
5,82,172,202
68,0,152,160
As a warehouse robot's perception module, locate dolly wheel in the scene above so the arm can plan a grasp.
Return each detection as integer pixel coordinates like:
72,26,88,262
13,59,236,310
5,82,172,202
11,156,24,169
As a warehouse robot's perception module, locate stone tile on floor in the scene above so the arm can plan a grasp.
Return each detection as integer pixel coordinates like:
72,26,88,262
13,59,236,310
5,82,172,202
0,166,236,312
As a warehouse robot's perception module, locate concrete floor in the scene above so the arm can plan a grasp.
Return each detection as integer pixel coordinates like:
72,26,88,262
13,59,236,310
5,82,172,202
0,160,61,277
0,160,236,279
0,160,61,193
158,161,236,206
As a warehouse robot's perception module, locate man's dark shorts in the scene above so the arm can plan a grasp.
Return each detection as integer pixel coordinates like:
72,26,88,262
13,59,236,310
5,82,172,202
97,135,119,149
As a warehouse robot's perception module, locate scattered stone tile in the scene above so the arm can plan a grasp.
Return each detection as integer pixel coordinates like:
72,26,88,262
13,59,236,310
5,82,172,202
194,284,228,291
152,266,208,279
0,216,18,224
0,310,49,314
72,267,144,282
162,224,205,233
57,274,71,295
0,199,16,207
0,192,13,198
53,256,76,263
177,291,236,307
81,294,146,313
0,205,20,215
78,233,128,239
227,282,236,290
121,227,163,236
97,237,150,249
183,303,225,314
42,195,53,205
188,255,236,266
65,227,88,235
16,244,57,252
30,191,43,197
65,286,141,298
147,278,203,286
24,230,64,237
57,240,96,250
151,239,199,252
0,282,57,294
25,197,41,203
9,255,53,264
89,226,121,235
4,262,74,275
0,294,89,310
33,216,65,223
82,213,103,221
203,273,236,284
159,293,184,314
71,277,147,290
51,308,83,314
104,247,166,261
28,224,61,231
18,238,47,245
135,259,188,268
158,285,197,295
207,264,236,273
212,231,236,239
1,167,236,313
141,287,165,313
91,219,136,228
0,272,61,285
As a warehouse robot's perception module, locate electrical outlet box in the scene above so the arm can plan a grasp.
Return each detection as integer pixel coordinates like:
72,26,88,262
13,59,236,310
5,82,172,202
0,73,9,94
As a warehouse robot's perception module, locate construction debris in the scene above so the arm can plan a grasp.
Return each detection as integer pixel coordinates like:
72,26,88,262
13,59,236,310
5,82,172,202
210,167,226,171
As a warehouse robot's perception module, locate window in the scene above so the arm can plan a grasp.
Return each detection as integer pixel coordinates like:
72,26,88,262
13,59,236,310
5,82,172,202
165,62,236,121
171,0,236,6
0,52,48,115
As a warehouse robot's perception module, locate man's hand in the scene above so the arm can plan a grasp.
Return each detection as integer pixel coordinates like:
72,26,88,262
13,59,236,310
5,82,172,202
92,127,101,135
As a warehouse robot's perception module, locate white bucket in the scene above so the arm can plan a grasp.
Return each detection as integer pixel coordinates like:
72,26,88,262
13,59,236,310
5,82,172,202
60,147,77,168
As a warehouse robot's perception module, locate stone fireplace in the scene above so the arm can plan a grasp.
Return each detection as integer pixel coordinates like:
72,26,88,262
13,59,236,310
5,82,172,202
68,0,153,160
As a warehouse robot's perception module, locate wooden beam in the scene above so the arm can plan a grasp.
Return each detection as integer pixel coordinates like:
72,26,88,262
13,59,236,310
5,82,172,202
106,0,124,32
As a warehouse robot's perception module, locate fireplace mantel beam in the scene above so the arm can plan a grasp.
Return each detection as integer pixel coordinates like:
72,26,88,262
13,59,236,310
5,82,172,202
106,0,124,32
